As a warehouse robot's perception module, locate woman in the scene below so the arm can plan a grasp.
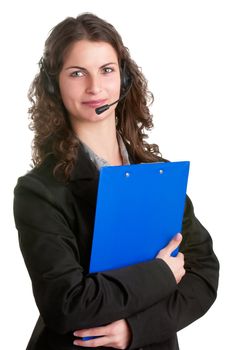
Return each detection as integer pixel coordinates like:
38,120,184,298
14,13,219,350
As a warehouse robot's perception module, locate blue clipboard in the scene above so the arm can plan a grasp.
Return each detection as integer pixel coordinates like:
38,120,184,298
89,161,190,273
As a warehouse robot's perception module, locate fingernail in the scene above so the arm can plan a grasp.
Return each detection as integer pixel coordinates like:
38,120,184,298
73,332,79,336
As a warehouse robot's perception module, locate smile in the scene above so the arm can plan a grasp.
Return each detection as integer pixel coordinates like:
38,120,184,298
82,99,107,108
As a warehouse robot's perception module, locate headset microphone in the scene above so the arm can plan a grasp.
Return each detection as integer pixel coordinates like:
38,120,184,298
95,90,129,115
95,94,123,115
95,104,110,115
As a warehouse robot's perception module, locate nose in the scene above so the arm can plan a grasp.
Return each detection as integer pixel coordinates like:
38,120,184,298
85,75,102,95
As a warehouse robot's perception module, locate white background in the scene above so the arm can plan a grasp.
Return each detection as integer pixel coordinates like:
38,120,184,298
1,0,232,349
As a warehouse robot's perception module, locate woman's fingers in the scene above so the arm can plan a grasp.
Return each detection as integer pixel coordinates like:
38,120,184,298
74,325,107,338
73,335,110,347
156,233,185,284
73,319,131,349
162,233,183,256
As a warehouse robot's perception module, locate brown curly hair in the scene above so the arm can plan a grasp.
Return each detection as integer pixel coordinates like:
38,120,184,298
28,12,161,180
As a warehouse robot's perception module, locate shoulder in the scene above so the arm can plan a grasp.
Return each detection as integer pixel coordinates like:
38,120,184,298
14,155,68,204
13,156,77,231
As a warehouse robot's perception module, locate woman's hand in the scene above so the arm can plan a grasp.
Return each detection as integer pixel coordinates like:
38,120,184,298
73,319,131,349
156,233,185,284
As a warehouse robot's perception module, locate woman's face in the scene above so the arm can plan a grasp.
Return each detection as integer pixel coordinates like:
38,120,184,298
59,40,121,126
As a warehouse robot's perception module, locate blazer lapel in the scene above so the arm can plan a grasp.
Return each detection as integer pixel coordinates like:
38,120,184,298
69,144,99,208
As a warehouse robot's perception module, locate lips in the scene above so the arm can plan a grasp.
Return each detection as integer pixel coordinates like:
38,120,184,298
82,99,107,108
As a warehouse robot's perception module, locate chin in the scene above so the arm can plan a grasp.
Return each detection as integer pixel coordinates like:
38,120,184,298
87,109,115,122
71,107,116,125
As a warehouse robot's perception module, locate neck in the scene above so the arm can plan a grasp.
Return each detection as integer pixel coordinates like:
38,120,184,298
75,117,122,166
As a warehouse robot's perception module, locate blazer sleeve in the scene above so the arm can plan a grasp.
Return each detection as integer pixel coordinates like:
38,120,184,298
14,174,177,335
126,196,219,349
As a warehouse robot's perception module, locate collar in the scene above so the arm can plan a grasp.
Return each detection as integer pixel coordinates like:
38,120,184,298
81,133,130,170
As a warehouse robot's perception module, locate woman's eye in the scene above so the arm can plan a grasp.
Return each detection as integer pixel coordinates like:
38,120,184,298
103,67,113,74
70,70,85,77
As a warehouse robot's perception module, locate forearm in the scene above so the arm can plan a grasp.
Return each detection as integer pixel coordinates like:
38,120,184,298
33,256,176,334
127,270,218,349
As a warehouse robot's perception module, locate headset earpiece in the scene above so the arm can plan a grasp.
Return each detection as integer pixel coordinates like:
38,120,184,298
39,57,56,95
120,61,132,94
45,76,56,95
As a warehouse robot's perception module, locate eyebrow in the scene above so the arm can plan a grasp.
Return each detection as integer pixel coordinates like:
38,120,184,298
65,62,118,71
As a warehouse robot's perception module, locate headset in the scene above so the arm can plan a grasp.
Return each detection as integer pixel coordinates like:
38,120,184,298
39,57,133,114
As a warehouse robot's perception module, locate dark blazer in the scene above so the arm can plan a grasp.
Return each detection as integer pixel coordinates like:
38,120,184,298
14,145,219,350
